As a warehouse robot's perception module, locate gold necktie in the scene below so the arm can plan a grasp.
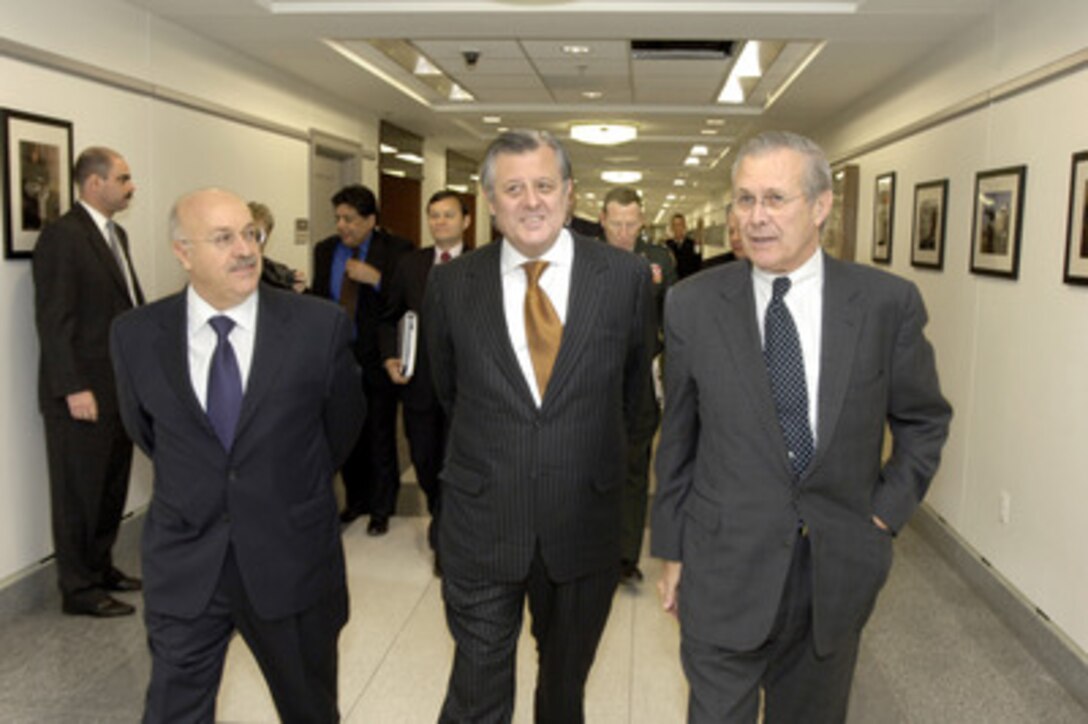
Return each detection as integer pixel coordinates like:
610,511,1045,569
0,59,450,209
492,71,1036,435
523,261,562,398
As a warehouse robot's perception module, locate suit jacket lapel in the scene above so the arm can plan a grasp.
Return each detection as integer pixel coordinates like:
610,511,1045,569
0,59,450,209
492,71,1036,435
235,288,289,442
470,245,535,405
714,268,789,471
154,293,214,435
542,239,604,407
74,204,132,304
812,256,864,471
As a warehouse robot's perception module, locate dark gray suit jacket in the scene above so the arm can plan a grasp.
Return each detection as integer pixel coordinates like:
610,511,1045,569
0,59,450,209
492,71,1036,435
651,255,951,655
33,202,143,417
424,234,655,583
110,286,364,620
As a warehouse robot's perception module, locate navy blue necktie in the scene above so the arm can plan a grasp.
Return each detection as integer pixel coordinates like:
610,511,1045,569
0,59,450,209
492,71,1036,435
207,316,243,451
764,277,814,477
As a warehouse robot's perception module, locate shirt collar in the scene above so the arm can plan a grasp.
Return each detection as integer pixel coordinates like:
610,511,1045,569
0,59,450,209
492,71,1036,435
500,227,574,277
186,285,259,336
435,243,464,262
78,199,110,236
752,247,824,293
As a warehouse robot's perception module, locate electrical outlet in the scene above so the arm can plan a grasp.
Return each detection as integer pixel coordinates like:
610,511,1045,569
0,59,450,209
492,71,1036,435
999,491,1011,524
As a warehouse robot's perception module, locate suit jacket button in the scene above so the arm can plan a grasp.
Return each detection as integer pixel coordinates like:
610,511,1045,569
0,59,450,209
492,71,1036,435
228,471,238,482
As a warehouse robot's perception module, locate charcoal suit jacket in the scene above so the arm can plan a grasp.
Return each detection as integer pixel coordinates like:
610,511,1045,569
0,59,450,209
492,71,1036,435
110,286,364,620
651,254,951,655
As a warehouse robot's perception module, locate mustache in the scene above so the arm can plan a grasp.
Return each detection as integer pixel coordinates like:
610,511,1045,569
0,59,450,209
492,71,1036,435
229,256,259,273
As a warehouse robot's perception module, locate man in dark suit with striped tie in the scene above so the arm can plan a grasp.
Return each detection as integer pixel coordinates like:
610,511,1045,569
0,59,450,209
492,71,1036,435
424,130,655,723
33,146,144,618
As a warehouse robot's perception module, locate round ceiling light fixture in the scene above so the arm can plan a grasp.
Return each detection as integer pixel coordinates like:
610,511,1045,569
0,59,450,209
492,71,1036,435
571,123,637,146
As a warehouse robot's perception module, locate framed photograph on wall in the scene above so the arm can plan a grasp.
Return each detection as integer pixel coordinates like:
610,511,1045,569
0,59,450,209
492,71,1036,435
910,179,948,270
970,165,1026,279
3,109,73,260
824,164,858,261
871,172,895,264
1063,150,1088,285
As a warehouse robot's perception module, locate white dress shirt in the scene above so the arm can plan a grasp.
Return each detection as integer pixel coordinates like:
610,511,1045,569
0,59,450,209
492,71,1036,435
434,243,464,264
500,229,574,407
752,248,824,442
186,286,258,410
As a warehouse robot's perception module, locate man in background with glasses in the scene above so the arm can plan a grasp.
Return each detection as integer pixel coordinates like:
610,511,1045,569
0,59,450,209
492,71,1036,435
110,188,364,722
652,131,951,723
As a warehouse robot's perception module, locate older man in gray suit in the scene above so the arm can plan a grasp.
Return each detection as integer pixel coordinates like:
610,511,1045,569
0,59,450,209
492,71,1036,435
652,131,951,723
424,130,655,723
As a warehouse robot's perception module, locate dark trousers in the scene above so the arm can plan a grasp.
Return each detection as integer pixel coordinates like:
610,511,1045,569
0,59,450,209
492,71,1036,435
620,433,653,565
402,403,446,548
681,535,860,724
42,412,132,602
143,548,347,724
439,550,619,724
342,374,400,519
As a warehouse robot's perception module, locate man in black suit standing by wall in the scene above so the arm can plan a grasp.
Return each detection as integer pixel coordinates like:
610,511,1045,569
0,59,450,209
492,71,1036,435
380,189,471,565
33,146,144,618
311,184,411,535
425,130,655,723
111,188,363,722
652,131,951,722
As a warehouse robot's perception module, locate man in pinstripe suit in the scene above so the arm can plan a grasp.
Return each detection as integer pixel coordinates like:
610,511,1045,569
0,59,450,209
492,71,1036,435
424,130,655,723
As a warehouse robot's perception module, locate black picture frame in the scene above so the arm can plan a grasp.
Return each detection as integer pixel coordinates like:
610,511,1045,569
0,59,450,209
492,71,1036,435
910,179,948,270
3,109,73,260
969,165,1026,279
1062,150,1088,286
871,172,895,264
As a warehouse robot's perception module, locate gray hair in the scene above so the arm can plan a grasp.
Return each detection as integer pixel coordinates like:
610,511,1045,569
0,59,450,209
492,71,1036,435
478,129,573,198
731,131,832,202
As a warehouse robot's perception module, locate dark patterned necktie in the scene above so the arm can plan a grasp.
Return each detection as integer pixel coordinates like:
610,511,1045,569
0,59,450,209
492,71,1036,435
207,316,243,451
764,277,814,477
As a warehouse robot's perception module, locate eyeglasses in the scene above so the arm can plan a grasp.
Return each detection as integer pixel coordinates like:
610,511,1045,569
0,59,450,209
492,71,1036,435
734,192,802,214
185,225,268,250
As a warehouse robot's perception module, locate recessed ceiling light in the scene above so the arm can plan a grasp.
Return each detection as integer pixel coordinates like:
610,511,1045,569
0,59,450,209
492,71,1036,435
449,83,474,101
413,56,441,77
497,126,509,132
482,115,502,124
601,170,643,184
380,143,398,154
684,157,700,167
706,119,726,126
562,45,591,55
701,129,719,135
582,91,604,100
673,179,687,187
690,145,709,156
395,152,424,165
717,76,745,104
571,123,637,146
734,41,763,79
666,194,677,201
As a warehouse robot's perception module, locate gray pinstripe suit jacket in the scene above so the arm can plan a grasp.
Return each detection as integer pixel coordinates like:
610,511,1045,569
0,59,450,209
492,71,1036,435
423,234,655,583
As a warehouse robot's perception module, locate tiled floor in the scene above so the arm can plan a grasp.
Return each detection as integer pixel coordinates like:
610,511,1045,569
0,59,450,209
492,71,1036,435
1,509,1085,722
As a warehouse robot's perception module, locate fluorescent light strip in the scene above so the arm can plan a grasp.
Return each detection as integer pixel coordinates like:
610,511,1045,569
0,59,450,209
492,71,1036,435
764,41,826,110
267,3,858,15
323,39,431,107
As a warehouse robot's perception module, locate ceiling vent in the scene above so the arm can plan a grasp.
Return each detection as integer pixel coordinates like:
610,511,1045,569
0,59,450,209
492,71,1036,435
631,40,735,61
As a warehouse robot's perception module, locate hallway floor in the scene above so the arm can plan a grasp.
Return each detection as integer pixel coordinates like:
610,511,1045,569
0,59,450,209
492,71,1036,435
0,510,1084,722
